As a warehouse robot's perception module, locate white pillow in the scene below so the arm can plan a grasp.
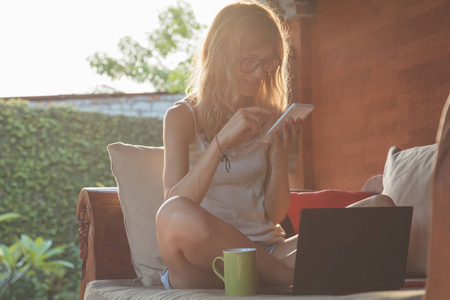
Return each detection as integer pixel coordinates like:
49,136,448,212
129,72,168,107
382,144,438,277
107,142,165,286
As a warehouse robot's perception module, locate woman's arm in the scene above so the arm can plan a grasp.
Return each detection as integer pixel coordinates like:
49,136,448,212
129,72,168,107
163,104,274,205
163,104,222,204
264,118,303,224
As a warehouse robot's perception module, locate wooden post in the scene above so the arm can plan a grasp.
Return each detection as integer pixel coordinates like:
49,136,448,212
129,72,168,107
426,93,450,300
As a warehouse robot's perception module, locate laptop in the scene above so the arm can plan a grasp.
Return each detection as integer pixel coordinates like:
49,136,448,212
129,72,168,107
263,206,413,295
290,207,413,295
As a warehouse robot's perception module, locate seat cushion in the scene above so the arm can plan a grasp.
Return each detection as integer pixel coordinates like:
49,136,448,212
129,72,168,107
382,144,438,277
107,143,165,286
84,279,425,300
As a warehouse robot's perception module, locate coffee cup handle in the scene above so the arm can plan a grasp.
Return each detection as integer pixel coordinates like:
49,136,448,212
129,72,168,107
212,256,225,282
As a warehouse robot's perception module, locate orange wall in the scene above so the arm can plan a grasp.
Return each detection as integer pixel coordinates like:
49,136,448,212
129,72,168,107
289,0,450,190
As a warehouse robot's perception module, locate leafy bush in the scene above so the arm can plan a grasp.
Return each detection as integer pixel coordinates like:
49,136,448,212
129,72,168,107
0,99,163,299
0,231,74,298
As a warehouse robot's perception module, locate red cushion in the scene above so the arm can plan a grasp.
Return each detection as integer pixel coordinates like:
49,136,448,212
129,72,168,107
288,190,376,234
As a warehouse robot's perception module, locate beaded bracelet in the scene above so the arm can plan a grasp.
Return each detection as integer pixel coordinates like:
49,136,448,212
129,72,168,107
214,134,231,172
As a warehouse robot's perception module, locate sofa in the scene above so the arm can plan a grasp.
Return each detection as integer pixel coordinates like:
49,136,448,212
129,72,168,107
76,95,450,300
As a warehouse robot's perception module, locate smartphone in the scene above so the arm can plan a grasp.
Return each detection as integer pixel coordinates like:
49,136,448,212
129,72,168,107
261,103,314,143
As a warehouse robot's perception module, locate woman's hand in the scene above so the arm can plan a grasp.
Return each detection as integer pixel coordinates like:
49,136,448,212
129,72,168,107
269,117,303,169
217,106,274,149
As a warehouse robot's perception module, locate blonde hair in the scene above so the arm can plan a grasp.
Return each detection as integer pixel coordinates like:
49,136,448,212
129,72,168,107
186,0,290,139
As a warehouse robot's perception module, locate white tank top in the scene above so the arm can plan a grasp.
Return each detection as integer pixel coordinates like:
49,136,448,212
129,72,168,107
176,100,285,248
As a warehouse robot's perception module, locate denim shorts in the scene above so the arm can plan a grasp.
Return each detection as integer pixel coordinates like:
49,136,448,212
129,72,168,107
160,267,172,290
160,240,283,290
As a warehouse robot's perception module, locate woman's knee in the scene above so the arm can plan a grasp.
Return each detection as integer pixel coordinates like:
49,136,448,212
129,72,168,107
157,196,195,231
157,196,190,222
156,196,212,241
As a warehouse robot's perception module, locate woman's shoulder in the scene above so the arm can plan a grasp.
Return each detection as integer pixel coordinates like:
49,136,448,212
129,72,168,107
166,101,191,118
164,98,197,143
166,96,197,117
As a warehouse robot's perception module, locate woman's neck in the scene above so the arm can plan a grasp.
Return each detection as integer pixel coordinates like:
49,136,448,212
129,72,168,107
237,96,254,109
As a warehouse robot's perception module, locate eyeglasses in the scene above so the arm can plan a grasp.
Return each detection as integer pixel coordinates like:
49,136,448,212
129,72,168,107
239,57,281,73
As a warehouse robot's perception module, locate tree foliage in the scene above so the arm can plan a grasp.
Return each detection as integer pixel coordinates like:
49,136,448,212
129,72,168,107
87,0,205,93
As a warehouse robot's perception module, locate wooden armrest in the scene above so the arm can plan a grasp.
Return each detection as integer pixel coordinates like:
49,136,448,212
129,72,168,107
77,187,136,300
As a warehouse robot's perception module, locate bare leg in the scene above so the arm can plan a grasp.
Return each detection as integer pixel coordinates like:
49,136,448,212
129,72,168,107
155,196,294,289
272,235,297,268
345,194,395,208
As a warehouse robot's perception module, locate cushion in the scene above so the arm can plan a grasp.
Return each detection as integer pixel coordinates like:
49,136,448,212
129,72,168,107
382,144,438,277
107,142,165,286
84,279,425,300
287,190,375,234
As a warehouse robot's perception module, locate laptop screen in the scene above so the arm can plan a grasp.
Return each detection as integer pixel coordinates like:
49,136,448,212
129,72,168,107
293,207,413,295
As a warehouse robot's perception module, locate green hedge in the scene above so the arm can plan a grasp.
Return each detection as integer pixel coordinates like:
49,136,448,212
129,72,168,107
0,99,163,299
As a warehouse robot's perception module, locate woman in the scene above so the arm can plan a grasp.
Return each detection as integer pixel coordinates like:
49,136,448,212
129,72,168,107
156,1,298,289
155,0,393,290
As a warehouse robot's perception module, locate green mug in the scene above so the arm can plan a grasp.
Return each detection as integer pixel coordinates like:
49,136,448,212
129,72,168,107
212,248,258,296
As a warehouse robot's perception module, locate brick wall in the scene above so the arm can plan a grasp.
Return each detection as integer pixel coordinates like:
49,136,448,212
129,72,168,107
22,93,184,119
289,0,450,190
